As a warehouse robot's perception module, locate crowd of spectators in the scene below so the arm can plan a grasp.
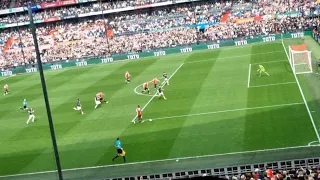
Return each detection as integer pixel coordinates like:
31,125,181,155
0,0,319,67
204,16,320,41
218,167,320,180
0,0,12,10
135,166,320,180
0,0,174,9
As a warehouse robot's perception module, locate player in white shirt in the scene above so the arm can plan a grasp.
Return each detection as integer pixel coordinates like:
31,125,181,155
94,95,101,109
26,108,35,124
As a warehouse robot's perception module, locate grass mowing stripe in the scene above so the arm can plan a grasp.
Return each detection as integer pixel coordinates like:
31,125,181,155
131,63,184,123
145,102,304,121
184,50,285,64
249,82,296,88
281,39,320,143
248,64,251,88
0,144,317,179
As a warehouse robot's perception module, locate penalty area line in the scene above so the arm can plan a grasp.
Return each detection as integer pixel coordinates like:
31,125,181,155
131,63,184,122
249,82,296,88
250,60,287,65
147,102,304,122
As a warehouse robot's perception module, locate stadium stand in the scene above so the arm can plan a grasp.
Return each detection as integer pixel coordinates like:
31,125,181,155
0,0,13,9
0,0,319,67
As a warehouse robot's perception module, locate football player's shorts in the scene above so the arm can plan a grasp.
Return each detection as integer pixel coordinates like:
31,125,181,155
159,92,164,96
23,105,27,109
95,100,101,105
75,106,82,110
117,148,126,156
144,87,149,90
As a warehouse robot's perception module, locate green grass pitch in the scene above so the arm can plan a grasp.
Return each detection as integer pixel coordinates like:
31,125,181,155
1,38,320,179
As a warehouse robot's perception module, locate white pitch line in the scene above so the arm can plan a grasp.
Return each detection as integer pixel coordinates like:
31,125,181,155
249,82,296,88
134,83,154,97
0,144,319,179
251,60,287,65
131,63,184,122
296,71,313,75
281,40,320,143
247,64,251,88
147,102,304,122
308,141,319,146
184,51,285,64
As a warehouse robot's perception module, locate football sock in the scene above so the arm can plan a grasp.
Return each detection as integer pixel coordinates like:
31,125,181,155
113,155,119,161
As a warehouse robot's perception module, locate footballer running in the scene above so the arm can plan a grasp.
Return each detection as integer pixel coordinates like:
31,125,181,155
125,71,131,83
26,108,35,124
134,105,142,124
162,72,169,85
157,86,167,100
141,81,150,94
94,94,102,109
19,99,28,110
4,84,9,96
97,91,108,104
73,98,85,115
151,77,160,89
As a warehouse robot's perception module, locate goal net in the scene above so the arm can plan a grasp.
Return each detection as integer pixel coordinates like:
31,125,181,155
289,44,312,74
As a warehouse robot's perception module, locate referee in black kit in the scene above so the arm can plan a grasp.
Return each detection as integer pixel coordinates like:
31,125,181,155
112,137,126,163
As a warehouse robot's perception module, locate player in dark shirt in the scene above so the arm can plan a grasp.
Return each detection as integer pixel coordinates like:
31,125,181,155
157,86,166,100
73,98,85,115
162,72,169,85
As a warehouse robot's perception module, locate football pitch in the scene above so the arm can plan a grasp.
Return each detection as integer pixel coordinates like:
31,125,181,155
1,38,320,180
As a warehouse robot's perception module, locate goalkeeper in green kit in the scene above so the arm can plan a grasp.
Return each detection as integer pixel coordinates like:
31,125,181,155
257,65,270,77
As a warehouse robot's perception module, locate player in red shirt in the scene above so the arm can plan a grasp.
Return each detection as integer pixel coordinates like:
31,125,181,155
141,81,150,94
150,77,160,89
4,84,9,96
125,71,130,83
135,105,142,123
97,91,108,103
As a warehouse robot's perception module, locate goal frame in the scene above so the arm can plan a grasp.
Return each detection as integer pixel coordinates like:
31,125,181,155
288,46,312,74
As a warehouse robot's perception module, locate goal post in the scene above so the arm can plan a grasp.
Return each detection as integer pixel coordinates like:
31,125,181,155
289,44,312,74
